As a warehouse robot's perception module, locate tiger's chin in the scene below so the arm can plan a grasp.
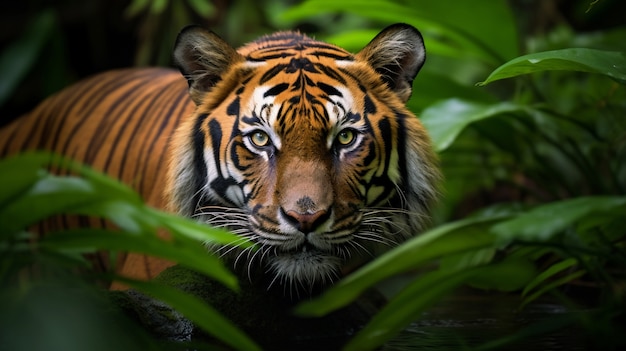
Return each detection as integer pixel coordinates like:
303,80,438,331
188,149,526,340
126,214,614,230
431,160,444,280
268,247,342,290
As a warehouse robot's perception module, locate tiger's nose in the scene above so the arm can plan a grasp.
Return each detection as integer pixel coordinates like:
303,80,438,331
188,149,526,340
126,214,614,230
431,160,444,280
282,208,330,233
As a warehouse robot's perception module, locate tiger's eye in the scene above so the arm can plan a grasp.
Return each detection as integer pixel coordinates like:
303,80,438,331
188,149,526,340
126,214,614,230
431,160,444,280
250,131,270,147
337,129,355,146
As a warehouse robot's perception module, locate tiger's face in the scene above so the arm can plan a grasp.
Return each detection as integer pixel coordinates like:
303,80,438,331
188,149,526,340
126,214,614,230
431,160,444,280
168,24,439,292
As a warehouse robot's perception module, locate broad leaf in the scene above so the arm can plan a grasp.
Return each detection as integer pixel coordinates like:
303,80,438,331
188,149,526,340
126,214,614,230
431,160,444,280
520,270,586,310
491,196,626,243
478,48,626,86
1,175,103,236
421,99,532,152
0,153,50,209
521,258,578,298
146,207,250,247
39,229,239,290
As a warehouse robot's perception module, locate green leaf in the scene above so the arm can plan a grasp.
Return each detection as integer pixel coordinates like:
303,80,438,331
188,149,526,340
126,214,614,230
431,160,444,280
146,207,250,247
39,229,239,290
520,270,586,310
440,247,496,272
478,48,626,86
76,200,151,234
71,160,143,204
491,196,626,243
0,152,156,236
421,99,531,152
466,258,537,292
120,278,261,351
295,215,507,317
0,175,101,236
522,258,578,298
150,0,168,14
186,0,215,17
0,153,49,210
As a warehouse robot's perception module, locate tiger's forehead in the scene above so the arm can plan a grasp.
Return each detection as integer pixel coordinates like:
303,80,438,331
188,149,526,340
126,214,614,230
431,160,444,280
232,35,365,127
244,84,357,127
237,31,353,61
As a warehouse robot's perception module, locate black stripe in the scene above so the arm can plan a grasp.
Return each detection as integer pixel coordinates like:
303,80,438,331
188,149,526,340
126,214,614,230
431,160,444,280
260,64,287,84
316,64,347,85
190,114,210,207
364,94,377,114
264,83,289,97
310,51,352,61
227,96,240,116
317,82,343,97
378,118,393,172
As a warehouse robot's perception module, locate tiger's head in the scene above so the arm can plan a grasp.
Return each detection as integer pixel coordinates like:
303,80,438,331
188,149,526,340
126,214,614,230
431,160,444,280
168,24,439,292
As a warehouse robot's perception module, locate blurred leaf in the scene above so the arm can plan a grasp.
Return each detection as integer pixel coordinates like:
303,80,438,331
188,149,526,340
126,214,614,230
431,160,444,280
491,196,626,243
421,99,531,152
150,0,168,14
77,200,149,234
145,207,249,247
295,215,507,317
120,278,261,351
478,48,626,86
0,175,101,236
0,153,49,209
522,258,578,298
187,0,215,17
0,10,56,107
324,29,378,52
466,258,537,292
440,247,496,271
39,229,239,290
520,270,586,310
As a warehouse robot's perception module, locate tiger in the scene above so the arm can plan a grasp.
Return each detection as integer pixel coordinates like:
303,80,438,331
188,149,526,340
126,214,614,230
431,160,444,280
0,23,439,292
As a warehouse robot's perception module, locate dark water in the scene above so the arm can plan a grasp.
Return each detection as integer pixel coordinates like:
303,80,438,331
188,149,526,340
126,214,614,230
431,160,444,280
382,288,589,351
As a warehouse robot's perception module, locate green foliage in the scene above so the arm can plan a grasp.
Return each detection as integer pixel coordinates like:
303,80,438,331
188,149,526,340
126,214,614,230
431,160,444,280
0,152,260,351
478,48,626,86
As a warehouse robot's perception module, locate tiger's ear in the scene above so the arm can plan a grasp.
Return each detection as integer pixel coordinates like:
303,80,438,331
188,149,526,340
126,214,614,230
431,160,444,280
173,25,243,105
357,23,426,102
